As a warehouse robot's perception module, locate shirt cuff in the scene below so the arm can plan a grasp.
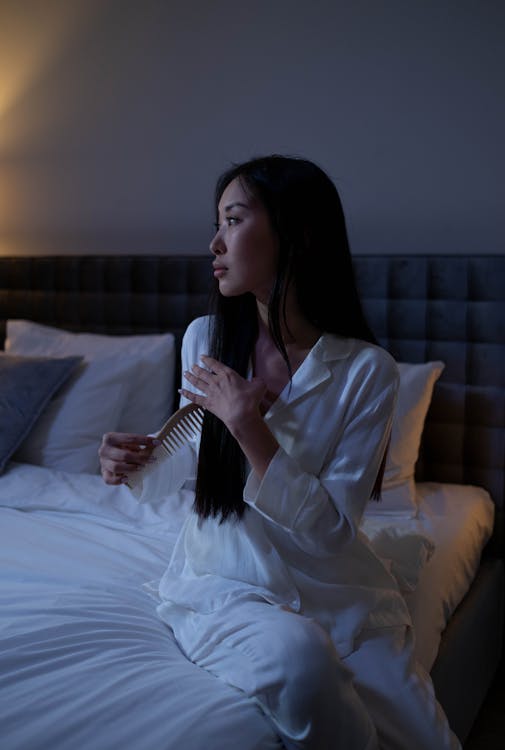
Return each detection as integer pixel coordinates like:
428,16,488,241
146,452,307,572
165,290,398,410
243,446,316,531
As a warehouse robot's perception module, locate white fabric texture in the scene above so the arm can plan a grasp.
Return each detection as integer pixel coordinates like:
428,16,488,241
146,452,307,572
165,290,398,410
360,524,435,593
127,324,443,521
0,461,489,749
166,598,459,750
140,319,461,748
368,360,445,518
362,482,494,669
130,443,196,504
402,482,494,668
176,598,379,750
6,319,176,435
0,316,488,749
13,355,136,473
0,465,279,750
344,626,460,750
154,317,412,662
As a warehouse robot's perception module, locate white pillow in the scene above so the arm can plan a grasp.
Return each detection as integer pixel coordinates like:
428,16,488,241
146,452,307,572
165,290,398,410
6,319,176,435
360,519,435,593
365,360,445,518
14,355,138,473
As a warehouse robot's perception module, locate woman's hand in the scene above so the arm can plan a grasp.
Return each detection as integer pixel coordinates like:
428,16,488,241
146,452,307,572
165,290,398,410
181,355,266,436
181,355,279,480
99,432,160,485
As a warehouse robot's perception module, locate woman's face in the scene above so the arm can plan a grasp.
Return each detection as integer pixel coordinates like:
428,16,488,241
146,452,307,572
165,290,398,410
210,177,279,302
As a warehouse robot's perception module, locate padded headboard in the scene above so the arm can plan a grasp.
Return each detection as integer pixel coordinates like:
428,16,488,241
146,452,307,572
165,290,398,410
1,254,504,541
353,256,505,529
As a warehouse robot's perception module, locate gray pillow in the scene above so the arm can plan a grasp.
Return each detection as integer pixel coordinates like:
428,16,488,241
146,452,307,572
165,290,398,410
0,353,82,474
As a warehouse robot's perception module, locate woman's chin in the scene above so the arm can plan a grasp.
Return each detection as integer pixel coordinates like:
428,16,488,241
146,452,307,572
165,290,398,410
217,280,243,297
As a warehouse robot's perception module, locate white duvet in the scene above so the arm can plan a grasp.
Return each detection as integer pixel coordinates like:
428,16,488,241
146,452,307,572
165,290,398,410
0,463,494,750
362,482,494,668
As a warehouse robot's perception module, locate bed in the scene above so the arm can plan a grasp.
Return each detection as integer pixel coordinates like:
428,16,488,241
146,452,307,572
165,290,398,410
0,253,503,748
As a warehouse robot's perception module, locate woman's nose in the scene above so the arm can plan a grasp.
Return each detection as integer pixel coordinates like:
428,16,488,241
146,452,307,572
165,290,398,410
210,229,225,255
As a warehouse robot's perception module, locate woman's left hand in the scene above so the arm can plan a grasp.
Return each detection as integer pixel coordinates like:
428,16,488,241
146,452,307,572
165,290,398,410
181,355,266,434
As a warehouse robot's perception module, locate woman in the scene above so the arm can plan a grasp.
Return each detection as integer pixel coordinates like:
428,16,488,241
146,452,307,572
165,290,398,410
99,156,460,750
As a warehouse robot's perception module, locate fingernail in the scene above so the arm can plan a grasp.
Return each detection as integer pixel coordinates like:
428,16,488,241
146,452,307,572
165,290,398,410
152,439,161,446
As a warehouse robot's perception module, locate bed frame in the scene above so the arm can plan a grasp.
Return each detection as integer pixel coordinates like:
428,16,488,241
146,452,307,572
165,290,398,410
1,253,504,744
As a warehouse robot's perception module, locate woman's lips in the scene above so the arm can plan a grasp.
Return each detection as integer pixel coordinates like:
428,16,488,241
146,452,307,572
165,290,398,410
213,267,227,277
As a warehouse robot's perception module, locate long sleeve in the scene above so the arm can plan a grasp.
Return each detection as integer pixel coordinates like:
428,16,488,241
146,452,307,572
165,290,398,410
130,317,210,505
155,337,412,657
243,345,399,556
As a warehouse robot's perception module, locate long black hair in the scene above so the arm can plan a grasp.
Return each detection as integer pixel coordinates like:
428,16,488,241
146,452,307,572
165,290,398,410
194,155,384,522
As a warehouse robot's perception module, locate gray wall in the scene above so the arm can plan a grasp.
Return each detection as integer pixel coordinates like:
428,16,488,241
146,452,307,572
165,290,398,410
0,0,503,256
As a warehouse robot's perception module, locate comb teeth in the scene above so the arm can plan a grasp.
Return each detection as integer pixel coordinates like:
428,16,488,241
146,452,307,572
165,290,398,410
125,403,204,490
158,403,204,456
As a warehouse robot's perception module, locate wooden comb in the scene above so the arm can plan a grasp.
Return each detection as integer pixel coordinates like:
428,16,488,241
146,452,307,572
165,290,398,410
126,403,205,490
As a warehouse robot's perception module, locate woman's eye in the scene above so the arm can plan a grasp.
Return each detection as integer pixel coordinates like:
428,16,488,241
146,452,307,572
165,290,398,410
214,217,240,231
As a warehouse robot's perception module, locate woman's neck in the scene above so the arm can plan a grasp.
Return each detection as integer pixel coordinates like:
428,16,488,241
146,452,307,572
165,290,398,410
256,294,321,352
253,298,321,414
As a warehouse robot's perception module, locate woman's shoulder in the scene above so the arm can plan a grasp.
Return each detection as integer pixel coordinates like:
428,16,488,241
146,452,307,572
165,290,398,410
322,334,399,385
181,316,213,367
352,337,397,368
183,315,212,342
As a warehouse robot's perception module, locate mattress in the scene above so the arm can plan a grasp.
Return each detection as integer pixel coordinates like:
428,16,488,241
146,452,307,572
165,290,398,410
0,463,281,750
361,482,495,670
0,463,494,750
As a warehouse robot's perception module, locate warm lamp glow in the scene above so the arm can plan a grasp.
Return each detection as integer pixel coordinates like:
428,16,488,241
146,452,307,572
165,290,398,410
0,1,102,256
0,1,98,152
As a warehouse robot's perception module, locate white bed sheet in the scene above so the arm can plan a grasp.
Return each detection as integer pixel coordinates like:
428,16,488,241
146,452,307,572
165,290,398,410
361,482,495,670
0,464,494,749
0,463,281,750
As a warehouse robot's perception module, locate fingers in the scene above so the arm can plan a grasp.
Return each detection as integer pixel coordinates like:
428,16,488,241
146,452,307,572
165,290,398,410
199,355,227,373
101,468,124,486
187,364,214,386
100,437,157,469
179,387,206,407
183,357,231,392
101,432,159,450
99,432,160,485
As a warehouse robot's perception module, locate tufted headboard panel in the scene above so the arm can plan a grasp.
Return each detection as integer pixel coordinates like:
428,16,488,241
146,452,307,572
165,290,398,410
0,255,212,352
353,255,504,545
1,254,504,541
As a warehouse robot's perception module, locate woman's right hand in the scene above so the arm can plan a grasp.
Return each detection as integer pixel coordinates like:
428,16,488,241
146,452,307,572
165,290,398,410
99,432,160,485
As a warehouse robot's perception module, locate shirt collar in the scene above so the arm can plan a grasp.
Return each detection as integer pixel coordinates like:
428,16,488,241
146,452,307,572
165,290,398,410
314,333,354,363
266,333,353,416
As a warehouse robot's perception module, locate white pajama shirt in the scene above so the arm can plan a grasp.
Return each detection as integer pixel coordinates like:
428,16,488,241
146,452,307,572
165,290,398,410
134,316,460,750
